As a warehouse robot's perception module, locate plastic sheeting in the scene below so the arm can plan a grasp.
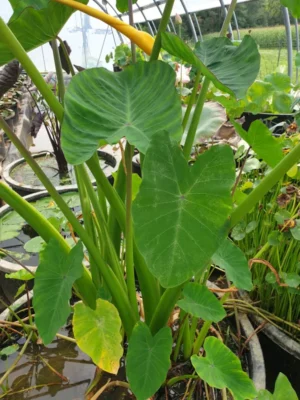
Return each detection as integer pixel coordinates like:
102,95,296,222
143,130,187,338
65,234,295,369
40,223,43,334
0,0,253,72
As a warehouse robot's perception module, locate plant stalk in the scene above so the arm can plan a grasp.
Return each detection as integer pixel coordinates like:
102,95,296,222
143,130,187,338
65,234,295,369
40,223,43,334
125,144,139,318
219,0,238,37
51,38,65,103
231,141,300,227
182,70,201,131
182,77,210,159
149,0,176,61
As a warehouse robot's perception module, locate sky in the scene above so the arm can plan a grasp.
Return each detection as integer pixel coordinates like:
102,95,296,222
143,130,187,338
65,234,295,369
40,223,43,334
0,0,122,72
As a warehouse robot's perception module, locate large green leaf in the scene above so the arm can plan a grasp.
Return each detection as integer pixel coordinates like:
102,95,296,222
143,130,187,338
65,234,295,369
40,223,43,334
0,0,87,66
178,283,226,322
132,132,235,288
232,120,284,168
161,33,260,98
33,239,84,345
191,337,257,400
116,0,137,13
181,102,227,144
73,299,123,374
258,373,298,400
212,238,253,290
62,61,182,165
126,322,172,400
281,0,300,18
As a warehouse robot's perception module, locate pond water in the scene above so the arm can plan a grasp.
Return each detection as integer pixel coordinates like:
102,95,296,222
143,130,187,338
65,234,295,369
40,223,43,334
10,151,116,188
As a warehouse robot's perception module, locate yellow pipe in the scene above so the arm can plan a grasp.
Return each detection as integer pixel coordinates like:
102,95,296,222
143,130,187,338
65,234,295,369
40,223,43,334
54,0,155,55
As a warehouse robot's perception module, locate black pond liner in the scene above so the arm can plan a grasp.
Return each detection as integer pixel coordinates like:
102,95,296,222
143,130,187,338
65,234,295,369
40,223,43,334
242,112,294,136
3,150,117,196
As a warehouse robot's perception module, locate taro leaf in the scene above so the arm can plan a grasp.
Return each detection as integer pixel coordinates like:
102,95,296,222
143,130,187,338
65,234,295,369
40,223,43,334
62,61,182,165
246,221,258,234
272,92,293,113
33,239,84,345
247,81,273,110
181,102,227,144
161,33,260,98
0,210,24,241
132,173,142,201
177,283,226,322
132,132,235,288
126,322,172,400
258,373,298,400
281,0,300,18
73,299,123,374
24,236,45,253
232,120,283,168
0,0,88,66
243,158,261,173
15,283,26,298
116,0,137,13
283,273,300,288
291,221,300,240
268,231,282,246
212,238,252,290
264,72,291,92
191,337,257,400
0,344,18,358
5,270,34,281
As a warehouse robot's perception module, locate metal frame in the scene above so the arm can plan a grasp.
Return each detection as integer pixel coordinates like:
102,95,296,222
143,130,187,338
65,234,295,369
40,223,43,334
282,6,293,78
92,0,124,43
193,12,203,41
179,0,198,42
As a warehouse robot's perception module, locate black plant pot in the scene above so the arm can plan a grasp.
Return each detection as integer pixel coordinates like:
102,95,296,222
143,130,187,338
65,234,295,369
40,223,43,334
242,112,294,136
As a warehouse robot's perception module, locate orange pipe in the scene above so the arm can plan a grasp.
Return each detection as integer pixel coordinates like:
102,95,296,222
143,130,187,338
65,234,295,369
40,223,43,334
54,0,154,55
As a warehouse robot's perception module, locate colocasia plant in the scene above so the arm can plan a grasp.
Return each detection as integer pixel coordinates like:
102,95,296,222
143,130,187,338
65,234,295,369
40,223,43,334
0,0,299,399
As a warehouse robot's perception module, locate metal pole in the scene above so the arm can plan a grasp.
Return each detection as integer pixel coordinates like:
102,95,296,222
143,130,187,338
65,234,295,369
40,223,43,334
233,11,240,40
282,6,293,78
92,0,124,43
179,0,198,42
169,16,177,33
136,2,154,36
219,0,234,39
193,13,203,41
295,17,299,83
151,20,158,34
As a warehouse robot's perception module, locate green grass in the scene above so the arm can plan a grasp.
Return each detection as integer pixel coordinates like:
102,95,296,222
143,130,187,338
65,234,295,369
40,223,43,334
259,48,298,81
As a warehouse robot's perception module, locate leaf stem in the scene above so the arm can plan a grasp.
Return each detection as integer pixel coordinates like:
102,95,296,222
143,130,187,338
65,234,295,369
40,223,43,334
51,38,65,103
219,0,238,37
0,18,63,121
149,0,176,61
231,141,300,227
182,70,201,131
87,155,160,323
182,77,210,159
125,144,139,318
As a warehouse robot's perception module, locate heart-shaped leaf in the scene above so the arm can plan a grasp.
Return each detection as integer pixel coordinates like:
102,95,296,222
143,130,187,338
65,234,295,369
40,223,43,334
191,337,257,400
33,239,84,345
126,322,172,400
212,238,253,290
62,61,182,165
281,0,300,18
258,373,298,400
133,131,235,288
178,283,226,322
0,0,87,66
5,270,34,281
232,120,283,168
161,33,260,98
116,0,137,13
73,299,123,374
